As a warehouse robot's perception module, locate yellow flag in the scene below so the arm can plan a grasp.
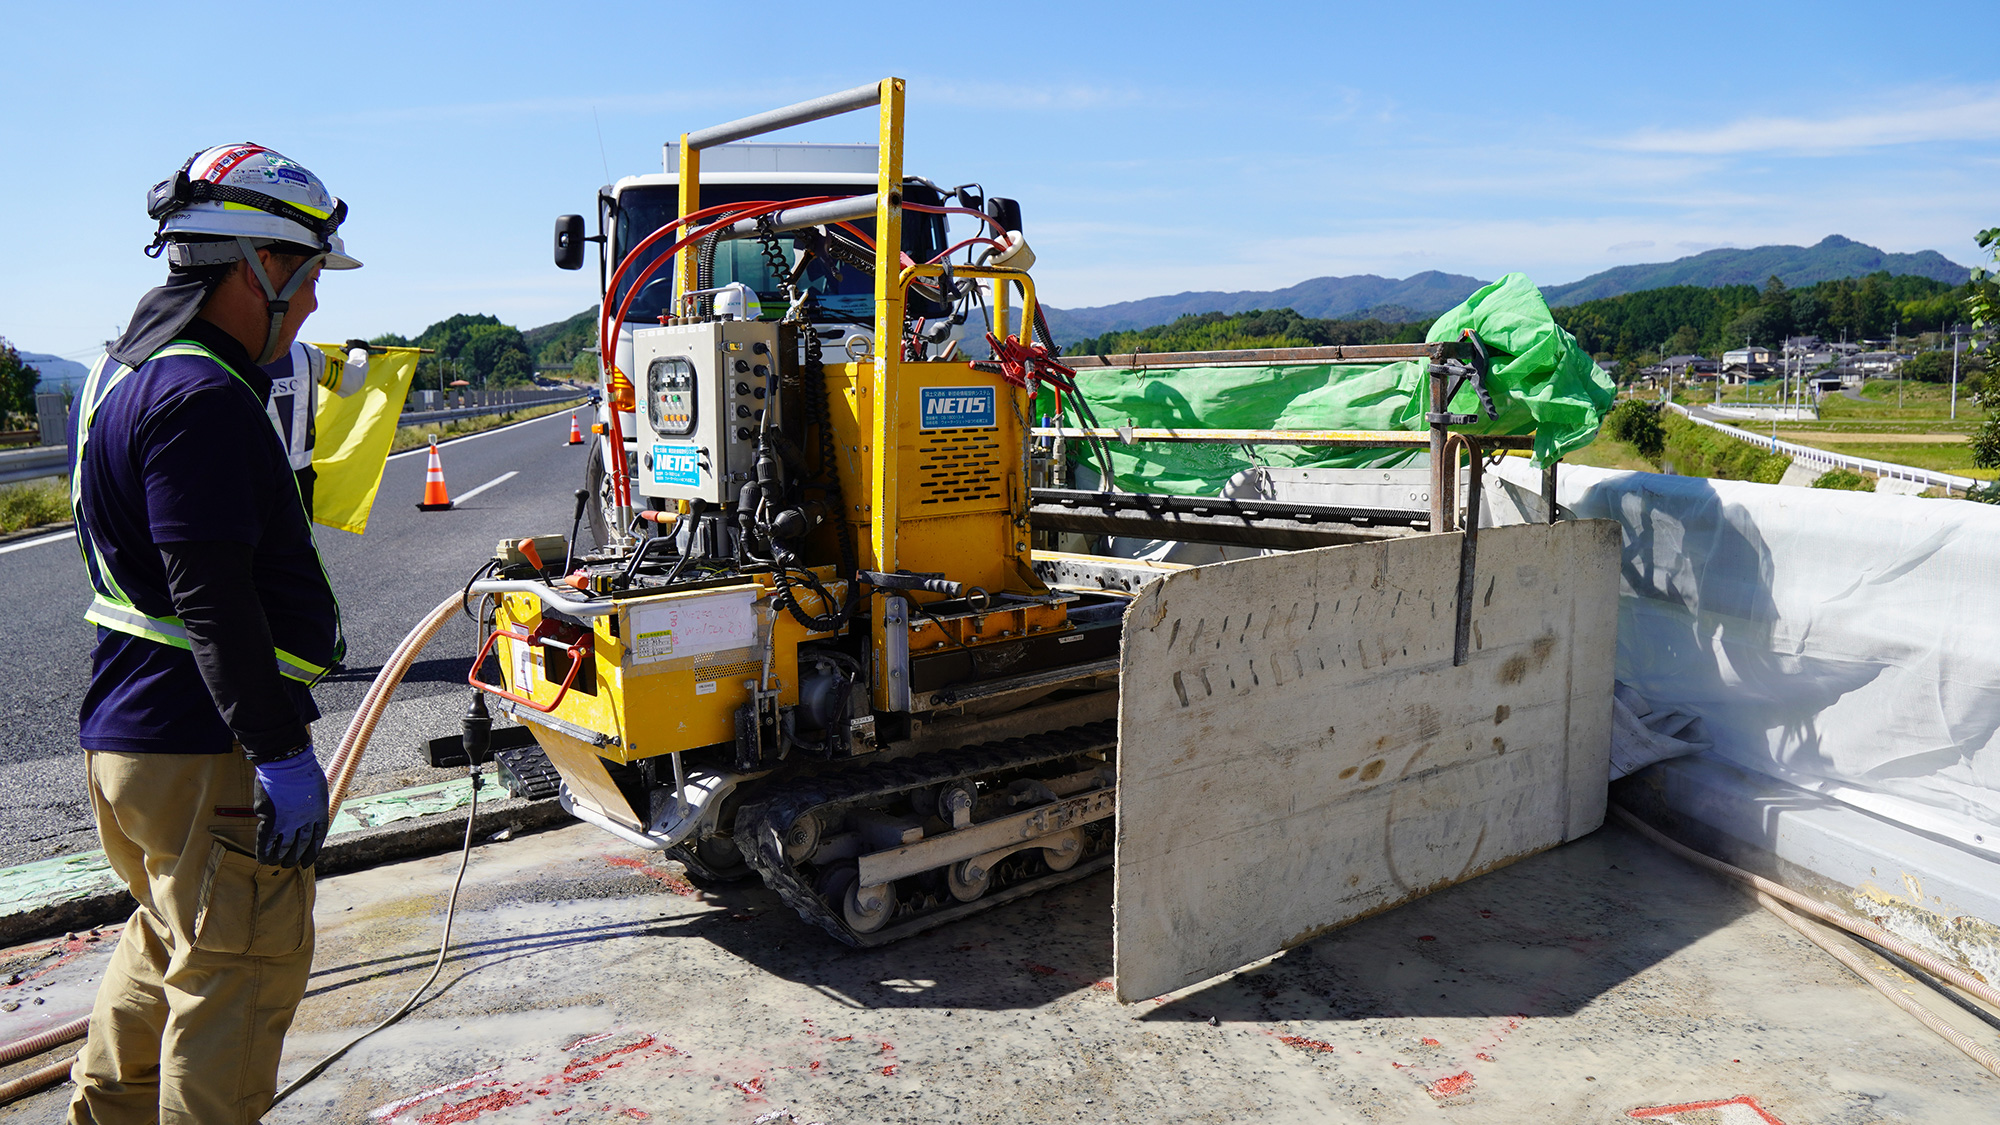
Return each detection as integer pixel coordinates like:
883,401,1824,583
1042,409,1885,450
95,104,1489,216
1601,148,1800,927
309,344,421,534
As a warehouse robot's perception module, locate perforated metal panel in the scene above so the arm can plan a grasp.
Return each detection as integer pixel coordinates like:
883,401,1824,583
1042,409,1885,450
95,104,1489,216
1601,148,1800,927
912,428,1005,507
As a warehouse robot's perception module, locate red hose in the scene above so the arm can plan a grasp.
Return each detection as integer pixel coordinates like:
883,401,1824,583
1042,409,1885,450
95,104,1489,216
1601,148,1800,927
929,237,1006,264
594,199,800,514
902,202,1007,234
597,196,873,516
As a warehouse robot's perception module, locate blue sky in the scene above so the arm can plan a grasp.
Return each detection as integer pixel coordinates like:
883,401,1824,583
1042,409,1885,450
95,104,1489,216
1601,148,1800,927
5,0,1994,360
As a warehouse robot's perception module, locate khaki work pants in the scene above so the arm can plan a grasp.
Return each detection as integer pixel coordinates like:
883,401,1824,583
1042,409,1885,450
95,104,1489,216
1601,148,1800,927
68,751,315,1125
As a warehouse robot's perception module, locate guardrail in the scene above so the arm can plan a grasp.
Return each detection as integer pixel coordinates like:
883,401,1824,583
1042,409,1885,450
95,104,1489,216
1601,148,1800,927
399,391,588,428
1665,401,1982,496
0,445,68,486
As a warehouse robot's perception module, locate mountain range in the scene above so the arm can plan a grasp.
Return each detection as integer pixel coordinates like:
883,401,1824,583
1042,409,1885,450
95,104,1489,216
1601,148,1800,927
1041,235,1972,345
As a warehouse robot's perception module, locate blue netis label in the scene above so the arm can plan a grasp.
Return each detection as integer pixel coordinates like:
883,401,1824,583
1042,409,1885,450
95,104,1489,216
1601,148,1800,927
652,443,701,488
920,386,996,429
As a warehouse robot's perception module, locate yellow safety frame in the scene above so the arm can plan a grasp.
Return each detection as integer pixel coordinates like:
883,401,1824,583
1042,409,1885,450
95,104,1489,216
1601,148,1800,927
669,78,1060,713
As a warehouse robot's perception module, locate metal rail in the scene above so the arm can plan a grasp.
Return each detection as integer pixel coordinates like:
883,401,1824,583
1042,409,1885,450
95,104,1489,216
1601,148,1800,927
1664,401,1981,495
1032,425,1535,450
715,195,880,239
401,392,587,428
1030,488,1427,550
1062,342,1456,368
0,446,67,486
684,82,885,150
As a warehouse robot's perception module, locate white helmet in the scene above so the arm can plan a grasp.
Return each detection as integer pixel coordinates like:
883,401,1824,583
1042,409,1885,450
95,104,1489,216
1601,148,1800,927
145,143,359,363
147,144,360,269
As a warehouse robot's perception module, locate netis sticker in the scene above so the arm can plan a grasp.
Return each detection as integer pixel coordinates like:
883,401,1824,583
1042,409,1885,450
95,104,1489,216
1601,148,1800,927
652,443,701,488
920,386,995,429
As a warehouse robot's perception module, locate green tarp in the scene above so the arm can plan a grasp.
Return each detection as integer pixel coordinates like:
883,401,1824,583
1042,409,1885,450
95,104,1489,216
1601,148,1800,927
1046,273,1614,495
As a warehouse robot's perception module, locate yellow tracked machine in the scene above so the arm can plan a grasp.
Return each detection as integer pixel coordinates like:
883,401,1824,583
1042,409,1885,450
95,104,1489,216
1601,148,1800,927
468,79,1620,1000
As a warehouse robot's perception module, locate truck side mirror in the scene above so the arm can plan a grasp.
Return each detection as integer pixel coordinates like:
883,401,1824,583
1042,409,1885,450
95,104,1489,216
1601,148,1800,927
985,197,1022,234
554,214,587,271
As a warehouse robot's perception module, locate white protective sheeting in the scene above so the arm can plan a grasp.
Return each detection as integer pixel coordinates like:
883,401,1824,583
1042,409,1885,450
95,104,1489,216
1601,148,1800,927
1610,681,1711,780
1486,459,2000,857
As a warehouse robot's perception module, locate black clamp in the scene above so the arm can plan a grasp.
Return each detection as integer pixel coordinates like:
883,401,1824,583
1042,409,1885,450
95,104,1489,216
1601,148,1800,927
1427,330,1498,426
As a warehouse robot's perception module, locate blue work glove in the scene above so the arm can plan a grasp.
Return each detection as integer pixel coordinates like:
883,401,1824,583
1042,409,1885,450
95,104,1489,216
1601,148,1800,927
253,747,331,869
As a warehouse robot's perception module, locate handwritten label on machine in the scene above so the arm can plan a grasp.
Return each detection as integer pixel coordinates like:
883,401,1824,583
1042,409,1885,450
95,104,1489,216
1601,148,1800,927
627,588,757,665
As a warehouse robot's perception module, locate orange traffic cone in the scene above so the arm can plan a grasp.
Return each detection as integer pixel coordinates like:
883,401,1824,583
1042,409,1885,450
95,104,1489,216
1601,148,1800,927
415,439,454,511
566,411,585,445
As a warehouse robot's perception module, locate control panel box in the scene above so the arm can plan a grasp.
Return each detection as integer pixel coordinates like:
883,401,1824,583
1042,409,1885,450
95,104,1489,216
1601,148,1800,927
630,319,782,506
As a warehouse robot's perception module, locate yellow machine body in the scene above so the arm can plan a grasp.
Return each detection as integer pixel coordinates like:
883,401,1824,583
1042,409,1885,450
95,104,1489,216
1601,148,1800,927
490,571,838,826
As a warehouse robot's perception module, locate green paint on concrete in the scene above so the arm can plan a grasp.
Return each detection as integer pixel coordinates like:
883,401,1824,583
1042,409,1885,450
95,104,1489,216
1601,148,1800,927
328,773,483,835
0,768,492,915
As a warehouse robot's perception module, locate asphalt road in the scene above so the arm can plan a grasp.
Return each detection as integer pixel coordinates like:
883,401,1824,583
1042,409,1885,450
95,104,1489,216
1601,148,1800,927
0,409,593,868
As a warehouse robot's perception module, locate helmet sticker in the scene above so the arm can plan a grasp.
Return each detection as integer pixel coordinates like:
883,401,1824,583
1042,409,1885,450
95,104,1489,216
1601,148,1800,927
195,144,268,183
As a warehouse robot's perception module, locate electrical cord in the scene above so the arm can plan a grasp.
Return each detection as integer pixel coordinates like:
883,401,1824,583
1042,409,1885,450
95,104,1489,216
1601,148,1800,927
270,761,484,1106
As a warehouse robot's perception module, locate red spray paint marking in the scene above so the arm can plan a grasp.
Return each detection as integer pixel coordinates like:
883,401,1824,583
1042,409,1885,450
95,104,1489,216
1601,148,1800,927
419,1089,531,1124
879,1039,898,1076
732,1076,766,1100
1276,1034,1340,1054
377,1035,685,1123
1628,1095,1786,1124
2,927,124,990
1427,1071,1475,1099
602,854,700,897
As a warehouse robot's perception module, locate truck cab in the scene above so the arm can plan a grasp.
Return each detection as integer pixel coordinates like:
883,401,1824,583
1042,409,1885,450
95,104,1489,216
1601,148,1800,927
557,141,953,545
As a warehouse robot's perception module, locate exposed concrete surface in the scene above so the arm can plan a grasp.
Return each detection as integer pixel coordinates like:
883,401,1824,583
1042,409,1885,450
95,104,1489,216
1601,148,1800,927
1116,521,1620,1001
0,819,1993,1122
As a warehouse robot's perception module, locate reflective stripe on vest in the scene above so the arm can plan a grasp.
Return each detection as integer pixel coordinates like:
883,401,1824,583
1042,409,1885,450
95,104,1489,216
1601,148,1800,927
73,341,341,686
82,596,332,684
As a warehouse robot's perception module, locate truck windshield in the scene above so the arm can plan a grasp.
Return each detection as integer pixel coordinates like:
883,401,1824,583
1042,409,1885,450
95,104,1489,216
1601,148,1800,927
610,184,945,325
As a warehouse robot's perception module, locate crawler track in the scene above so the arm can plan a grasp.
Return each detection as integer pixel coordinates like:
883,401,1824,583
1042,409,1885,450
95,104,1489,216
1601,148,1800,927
734,721,1117,946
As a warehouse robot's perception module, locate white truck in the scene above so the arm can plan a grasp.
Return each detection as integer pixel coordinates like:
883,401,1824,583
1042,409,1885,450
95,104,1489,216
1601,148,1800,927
553,141,1013,546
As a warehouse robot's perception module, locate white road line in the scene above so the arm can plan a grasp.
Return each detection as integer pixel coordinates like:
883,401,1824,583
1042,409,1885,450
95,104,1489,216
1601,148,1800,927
0,529,76,556
385,405,583,461
451,471,518,506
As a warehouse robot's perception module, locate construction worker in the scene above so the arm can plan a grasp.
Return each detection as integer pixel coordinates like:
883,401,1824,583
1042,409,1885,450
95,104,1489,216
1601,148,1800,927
67,143,359,1124
261,337,373,511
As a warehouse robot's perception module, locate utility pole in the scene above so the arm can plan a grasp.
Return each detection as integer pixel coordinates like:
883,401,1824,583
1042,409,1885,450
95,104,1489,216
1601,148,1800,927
1950,323,1963,421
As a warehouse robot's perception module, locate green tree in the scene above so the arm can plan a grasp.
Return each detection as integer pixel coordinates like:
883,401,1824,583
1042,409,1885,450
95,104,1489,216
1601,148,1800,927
0,338,42,421
1758,275,1794,341
1602,399,1664,459
1972,227,2000,329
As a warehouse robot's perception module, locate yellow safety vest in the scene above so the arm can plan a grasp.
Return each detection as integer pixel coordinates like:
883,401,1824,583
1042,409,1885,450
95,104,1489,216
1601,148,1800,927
72,341,344,685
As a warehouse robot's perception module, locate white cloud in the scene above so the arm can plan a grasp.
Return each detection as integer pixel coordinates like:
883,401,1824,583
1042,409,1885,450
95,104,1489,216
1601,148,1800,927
1617,87,2000,154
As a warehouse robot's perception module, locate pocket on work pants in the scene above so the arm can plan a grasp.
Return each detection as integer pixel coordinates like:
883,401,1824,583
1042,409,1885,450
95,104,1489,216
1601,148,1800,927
190,840,313,957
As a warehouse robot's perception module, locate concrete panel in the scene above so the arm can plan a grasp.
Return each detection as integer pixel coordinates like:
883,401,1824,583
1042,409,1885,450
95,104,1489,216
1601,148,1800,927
1113,521,1621,1002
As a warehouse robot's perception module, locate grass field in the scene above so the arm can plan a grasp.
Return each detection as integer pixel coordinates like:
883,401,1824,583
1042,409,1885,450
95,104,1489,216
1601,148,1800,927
1563,434,1655,472
0,478,69,534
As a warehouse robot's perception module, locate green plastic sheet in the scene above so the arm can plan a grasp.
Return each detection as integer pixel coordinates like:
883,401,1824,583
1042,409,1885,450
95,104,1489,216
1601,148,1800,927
1047,273,1613,495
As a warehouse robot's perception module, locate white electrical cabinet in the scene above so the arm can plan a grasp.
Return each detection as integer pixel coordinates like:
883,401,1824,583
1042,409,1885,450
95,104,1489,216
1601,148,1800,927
630,319,782,507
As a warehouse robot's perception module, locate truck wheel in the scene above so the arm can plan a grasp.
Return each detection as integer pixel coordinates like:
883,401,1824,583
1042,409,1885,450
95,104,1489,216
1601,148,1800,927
583,450,613,549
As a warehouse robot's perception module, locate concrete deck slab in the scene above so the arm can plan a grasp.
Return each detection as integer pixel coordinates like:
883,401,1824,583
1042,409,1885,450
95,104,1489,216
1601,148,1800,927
0,819,1992,1123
